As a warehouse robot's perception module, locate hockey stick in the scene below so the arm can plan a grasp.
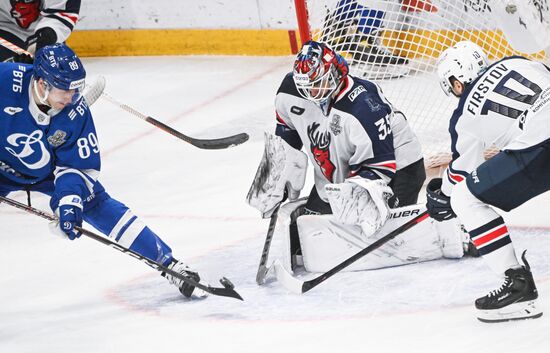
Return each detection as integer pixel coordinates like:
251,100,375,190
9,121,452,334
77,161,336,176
1,36,105,107
1,36,249,149
0,36,32,56
0,195,243,301
101,93,249,150
255,204,281,285
274,210,429,294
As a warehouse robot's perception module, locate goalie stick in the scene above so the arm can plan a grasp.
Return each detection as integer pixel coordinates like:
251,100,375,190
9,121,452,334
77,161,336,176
255,204,281,285
273,210,429,294
0,195,243,301
101,93,249,150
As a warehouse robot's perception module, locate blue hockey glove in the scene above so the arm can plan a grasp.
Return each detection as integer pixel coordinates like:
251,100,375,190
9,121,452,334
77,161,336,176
56,195,83,240
426,178,456,222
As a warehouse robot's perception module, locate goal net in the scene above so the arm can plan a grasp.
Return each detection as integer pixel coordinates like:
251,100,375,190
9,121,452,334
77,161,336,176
294,0,550,169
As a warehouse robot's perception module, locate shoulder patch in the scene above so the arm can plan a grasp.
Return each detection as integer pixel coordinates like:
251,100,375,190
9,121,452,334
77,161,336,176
329,114,342,135
47,130,67,147
349,86,366,102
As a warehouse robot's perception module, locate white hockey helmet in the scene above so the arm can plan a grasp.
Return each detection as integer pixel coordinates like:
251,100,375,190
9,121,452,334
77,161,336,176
437,41,489,96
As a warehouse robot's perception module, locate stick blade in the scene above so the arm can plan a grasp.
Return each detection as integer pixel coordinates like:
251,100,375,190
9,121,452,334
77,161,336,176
191,132,249,150
273,260,304,294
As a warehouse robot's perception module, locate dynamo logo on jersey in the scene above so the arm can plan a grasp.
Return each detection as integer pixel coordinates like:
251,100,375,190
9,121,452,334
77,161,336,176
5,130,51,170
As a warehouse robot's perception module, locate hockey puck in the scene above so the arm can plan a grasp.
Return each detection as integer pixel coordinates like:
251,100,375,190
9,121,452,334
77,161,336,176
220,277,235,289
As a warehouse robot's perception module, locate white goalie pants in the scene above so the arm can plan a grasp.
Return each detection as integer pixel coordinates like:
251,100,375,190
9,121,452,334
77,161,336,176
276,199,466,273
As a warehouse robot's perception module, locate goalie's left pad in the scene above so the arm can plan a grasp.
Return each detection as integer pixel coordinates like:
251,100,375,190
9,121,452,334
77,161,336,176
246,132,308,218
297,203,468,273
325,177,393,237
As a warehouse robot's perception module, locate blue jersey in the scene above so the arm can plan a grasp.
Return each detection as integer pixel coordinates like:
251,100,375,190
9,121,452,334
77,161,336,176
0,62,100,202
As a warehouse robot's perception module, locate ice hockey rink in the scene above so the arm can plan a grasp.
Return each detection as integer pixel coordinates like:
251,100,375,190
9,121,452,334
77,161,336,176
1,55,550,353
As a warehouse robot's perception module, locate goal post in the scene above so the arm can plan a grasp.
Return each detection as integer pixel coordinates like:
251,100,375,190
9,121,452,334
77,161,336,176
292,0,550,169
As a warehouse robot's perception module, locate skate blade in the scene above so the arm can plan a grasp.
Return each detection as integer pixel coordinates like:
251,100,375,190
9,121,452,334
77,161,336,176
477,300,543,323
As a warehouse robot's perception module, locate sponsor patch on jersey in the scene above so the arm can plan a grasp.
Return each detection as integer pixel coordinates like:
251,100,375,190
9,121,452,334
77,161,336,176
3,107,23,115
348,86,366,102
47,130,67,147
471,169,480,184
329,114,342,135
290,106,305,115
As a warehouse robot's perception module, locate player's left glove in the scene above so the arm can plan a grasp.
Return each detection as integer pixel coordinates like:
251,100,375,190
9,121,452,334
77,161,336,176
51,195,83,240
426,178,456,222
26,27,57,54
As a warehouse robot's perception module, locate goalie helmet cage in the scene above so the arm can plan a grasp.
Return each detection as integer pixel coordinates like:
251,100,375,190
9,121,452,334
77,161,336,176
293,0,550,169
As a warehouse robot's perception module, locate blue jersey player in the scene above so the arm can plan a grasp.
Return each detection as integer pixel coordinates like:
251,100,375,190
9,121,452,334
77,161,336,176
0,43,201,298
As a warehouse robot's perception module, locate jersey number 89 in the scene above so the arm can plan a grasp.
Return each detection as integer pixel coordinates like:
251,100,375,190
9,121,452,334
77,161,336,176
77,133,99,159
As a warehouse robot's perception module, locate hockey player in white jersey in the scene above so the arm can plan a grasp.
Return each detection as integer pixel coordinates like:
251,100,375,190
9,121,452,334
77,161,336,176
0,0,80,62
248,41,472,275
0,43,203,298
426,40,550,322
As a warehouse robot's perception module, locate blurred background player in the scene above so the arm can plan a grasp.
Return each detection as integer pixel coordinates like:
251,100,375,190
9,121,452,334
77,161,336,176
0,0,80,62
0,43,202,298
319,0,436,78
248,41,470,274
426,40,550,322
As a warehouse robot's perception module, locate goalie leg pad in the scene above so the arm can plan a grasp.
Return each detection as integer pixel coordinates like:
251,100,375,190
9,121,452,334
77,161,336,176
298,203,466,273
271,198,308,273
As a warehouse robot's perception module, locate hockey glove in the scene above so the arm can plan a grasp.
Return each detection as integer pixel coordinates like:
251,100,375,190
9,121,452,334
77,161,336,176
247,133,308,218
26,27,57,54
325,177,393,238
6,52,34,64
52,195,83,240
426,178,456,222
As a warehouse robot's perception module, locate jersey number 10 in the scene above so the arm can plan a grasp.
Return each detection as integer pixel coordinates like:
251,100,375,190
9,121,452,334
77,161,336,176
481,70,542,119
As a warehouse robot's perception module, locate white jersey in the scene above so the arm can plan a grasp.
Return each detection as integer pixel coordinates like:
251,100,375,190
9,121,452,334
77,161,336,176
275,74,423,201
0,0,79,43
442,56,550,195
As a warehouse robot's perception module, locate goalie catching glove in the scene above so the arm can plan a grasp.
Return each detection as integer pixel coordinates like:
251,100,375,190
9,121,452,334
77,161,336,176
325,177,393,237
246,133,308,218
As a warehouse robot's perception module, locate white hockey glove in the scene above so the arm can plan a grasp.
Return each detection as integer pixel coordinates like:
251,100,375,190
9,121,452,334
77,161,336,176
247,132,308,218
325,177,393,237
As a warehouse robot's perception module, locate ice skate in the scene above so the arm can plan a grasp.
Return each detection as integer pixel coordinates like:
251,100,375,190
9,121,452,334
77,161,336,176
475,251,542,323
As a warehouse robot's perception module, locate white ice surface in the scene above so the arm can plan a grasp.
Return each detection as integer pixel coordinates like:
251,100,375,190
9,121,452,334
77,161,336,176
1,56,550,353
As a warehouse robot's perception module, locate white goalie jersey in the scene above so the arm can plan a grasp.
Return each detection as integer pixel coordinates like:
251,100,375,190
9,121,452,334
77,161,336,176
442,56,550,195
275,73,423,202
0,0,79,43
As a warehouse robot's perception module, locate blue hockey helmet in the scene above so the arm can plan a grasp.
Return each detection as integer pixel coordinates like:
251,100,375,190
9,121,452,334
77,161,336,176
33,43,86,92
293,41,349,103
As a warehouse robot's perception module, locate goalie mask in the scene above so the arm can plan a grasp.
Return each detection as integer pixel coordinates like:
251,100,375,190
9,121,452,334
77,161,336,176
293,41,349,104
437,41,489,97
